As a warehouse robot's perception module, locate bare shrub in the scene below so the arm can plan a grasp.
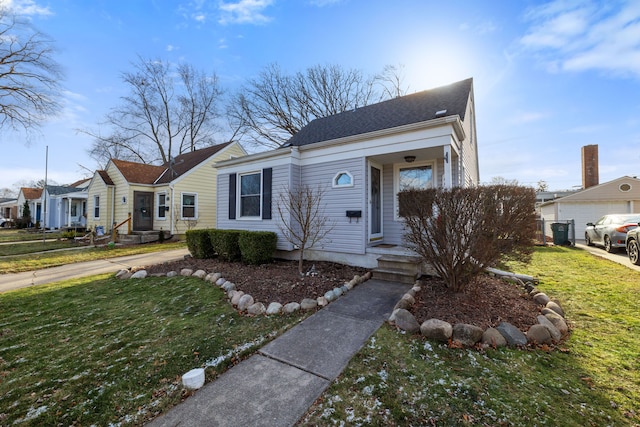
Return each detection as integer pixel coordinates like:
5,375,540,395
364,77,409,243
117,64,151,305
400,185,536,292
276,184,335,275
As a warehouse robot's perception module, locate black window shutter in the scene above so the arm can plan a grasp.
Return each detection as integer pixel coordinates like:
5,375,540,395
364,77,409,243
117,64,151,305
229,173,236,220
262,168,272,220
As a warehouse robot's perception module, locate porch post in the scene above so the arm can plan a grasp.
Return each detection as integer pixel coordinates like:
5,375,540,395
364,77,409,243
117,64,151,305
443,145,452,189
67,197,71,228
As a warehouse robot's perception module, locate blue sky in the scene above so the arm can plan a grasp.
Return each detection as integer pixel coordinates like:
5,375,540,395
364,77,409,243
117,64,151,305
1,0,639,193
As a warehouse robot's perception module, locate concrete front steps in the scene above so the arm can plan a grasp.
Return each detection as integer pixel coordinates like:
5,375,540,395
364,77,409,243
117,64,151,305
372,254,422,284
118,230,170,245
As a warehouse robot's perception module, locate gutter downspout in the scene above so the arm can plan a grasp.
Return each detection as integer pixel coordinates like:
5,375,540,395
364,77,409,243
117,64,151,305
170,184,175,236
111,187,116,234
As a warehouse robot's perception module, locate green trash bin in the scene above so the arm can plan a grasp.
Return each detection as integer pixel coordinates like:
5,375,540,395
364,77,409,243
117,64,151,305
551,223,569,245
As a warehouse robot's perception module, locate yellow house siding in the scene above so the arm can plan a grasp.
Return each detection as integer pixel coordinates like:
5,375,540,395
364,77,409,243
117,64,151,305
86,176,113,232
170,144,246,234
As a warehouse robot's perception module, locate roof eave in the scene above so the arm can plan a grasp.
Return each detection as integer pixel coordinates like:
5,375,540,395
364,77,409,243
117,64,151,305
214,147,291,168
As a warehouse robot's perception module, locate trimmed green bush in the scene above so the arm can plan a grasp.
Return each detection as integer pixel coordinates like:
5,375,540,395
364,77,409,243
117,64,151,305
209,229,242,262
185,229,215,259
238,231,277,265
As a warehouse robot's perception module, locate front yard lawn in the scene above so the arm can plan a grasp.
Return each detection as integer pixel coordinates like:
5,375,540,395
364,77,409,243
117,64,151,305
299,246,640,426
0,274,308,426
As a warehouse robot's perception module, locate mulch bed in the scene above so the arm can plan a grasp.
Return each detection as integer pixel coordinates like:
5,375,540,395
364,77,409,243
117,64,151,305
144,257,540,331
411,275,540,330
143,258,368,305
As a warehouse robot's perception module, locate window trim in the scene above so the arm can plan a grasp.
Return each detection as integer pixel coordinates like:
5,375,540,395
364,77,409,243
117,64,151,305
332,171,354,188
393,160,436,221
180,192,198,220
93,195,100,220
237,171,262,219
156,192,167,220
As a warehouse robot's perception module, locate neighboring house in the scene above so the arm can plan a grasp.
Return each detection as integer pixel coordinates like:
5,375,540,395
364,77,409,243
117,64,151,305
86,141,246,236
540,176,640,238
17,187,43,225
215,78,479,268
42,185,88,230
0,197,18,224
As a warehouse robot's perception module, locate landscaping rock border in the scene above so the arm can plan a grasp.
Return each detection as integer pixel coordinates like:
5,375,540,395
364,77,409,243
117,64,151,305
115,266,373,316
388,269,570,349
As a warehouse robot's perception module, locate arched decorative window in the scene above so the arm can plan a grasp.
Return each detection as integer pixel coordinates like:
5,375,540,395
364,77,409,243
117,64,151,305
333,171,354,188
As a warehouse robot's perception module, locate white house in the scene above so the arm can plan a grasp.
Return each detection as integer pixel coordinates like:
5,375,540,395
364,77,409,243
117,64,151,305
215,78,480,269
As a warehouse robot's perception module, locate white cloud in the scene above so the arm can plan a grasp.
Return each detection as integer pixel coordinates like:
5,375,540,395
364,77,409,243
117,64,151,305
0,0,51,15
308,0,342,6
218,0,273,25
459,20,497,35
520,0,640,78
508,111,549,124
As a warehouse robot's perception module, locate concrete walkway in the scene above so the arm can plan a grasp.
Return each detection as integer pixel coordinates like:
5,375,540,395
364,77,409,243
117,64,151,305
574,240,640,272
0,248,190,293
147,278,411,427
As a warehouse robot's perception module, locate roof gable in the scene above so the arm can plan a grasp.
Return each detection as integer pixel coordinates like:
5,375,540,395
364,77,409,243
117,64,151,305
97,170,114,186
20,187,42,200
155,141,233,184
286,78,473,147
546,176,640,204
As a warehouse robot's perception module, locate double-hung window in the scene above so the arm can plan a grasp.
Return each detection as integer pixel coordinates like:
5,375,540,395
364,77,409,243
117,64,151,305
93,195,100,219
157,193,167,219
240,172,261,217
181,193,197,219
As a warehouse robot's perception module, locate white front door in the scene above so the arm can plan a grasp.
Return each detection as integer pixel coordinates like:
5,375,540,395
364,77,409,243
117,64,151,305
369,162,383,241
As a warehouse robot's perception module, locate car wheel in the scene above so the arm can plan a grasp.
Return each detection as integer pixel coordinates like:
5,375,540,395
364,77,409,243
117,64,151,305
585,233,593,246
604,236,616,253
628,240,640,265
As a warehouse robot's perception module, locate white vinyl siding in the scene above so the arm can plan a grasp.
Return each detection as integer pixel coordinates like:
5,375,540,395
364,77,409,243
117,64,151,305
217,164,290,250
301,158,365,255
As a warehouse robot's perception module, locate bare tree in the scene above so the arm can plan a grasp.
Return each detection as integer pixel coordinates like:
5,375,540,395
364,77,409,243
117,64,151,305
489,176,519,186
228,63,395,150
375,64,408,99
0,10,63,136
80,57,222,166
276,184,335,275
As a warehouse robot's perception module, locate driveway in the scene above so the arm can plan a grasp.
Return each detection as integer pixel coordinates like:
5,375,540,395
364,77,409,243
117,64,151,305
574,240,640,272
0,248,190,293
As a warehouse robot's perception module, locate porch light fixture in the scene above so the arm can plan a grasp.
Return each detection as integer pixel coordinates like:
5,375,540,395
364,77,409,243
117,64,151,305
404,155,416,163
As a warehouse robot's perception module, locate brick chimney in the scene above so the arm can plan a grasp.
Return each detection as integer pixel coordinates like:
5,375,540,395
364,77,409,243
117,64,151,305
581,144,599,189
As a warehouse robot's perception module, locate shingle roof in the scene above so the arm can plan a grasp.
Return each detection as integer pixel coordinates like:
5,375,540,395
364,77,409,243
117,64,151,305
109,142,233,185
155,141,232,184
285,78,473,147
46,185,84,196
68,178,91,188
97,170,114,186
20,187,42,200
111,159,167,185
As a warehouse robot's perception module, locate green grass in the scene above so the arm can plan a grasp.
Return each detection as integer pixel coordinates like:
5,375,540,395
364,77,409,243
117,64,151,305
0,241,186,273
0,229,63,243
298,246,640,426
0,274,307,426
0,239,84,256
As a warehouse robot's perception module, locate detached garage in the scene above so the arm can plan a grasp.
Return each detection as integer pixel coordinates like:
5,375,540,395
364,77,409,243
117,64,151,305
540,176,640,240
